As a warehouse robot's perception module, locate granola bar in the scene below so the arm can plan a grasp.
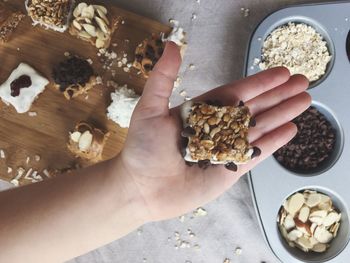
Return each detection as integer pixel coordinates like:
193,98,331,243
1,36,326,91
180,101,260,169
25,0,74,32
0,2,25,43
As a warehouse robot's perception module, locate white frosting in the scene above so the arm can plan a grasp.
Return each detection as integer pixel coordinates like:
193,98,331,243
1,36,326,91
107,85,140,128
162,20,186,47
0,63,49,113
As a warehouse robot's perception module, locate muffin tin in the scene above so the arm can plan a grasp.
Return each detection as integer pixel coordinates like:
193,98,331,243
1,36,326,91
244,2,350,262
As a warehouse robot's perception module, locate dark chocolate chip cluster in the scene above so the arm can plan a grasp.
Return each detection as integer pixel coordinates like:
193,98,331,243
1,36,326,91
52,56,93,92
274,107,336,172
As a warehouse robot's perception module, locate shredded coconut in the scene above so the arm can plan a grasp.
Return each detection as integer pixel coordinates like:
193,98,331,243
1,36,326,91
259,22,331,82
107,84,140,128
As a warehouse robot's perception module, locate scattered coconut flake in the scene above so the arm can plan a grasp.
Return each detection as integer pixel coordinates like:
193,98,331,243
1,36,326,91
191,13,197,20
34,154,41,162
7,167,12,174
43,169,51,178
189,64,196,70
28,111,37,117
240,7,250,17
26,156,30,164
179,90,187,97
64,51,70,57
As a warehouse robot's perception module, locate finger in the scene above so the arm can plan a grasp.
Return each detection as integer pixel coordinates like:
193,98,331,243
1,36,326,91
249,92,311,142
195,67,291,105
246,74,309,116
136,42,182,118
188,122,297,203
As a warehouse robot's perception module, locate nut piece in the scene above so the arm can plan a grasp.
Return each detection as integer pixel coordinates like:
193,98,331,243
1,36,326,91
69,2,122,49
277,190,341,254
67,121,110,163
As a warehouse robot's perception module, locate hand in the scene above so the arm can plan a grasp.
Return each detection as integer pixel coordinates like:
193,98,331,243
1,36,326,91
119,42,311,222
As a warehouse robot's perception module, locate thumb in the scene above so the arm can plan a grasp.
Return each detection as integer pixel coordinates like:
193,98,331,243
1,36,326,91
136,41,182,118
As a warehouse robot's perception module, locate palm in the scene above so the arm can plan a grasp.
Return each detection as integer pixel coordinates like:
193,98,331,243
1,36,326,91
120,42,311,221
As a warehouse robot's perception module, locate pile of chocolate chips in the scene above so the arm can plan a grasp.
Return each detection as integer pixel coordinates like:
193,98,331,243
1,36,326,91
52,56,93,92
274,107,336,172
136,38,164,73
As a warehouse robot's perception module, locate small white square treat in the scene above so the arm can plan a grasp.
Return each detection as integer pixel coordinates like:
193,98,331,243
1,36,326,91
0,63,49,113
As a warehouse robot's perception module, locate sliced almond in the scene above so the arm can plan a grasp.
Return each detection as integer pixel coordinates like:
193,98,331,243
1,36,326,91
309,216,324,226
93,5,108,14
306,193,322,207
96,8,109,25
283,214,295,231
332,222,340,237
310,223,317,235
298,206,310,223
309,236,319,247
73,2,88,18
70,131,82,143
95,16,109,34
310,210,328,218
82,24,97,37
84,18,92,24
78,31,92,39
312,243,327,253
287,193,304,216
287,229,303,241
323,212,341,227
73,19,82,31
296,236,313,252
95,38,106,49
78,131,93,152
81,5,95,19
314,226,333,244
96,29,108,40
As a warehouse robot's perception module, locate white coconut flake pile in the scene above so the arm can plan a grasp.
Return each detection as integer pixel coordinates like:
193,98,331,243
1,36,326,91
107,85,140,128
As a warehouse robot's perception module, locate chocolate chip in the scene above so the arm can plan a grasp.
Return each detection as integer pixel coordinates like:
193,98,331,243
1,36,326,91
180,137,189,157
52,56,93,92
181,126,196,137
67,89,74,98
251,146,262,159
135,54,143,63
225,162,238,172
198,159,211,169
206,100,222,106
249,118,256,127
273,107,336,172
185,161,195,167
238,101,245,107
143,64,153,72
146,45,156,60
155,39,163,47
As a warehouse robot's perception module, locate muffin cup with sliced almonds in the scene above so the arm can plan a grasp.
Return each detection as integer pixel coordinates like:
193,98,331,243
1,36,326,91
69,2,121,49
278,190,342,254
67,122,110,163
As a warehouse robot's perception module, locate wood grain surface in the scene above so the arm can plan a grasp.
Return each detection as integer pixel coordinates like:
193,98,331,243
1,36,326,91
0,0,171,184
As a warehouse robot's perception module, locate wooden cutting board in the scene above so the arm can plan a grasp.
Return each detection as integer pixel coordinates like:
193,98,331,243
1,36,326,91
0,0,171,184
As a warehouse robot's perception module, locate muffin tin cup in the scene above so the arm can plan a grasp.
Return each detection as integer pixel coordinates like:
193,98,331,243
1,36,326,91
246,2,350,262
277,187,350,263
274,101,344,177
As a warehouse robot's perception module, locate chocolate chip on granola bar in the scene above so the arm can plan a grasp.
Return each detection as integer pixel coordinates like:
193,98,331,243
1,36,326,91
225,162,238,172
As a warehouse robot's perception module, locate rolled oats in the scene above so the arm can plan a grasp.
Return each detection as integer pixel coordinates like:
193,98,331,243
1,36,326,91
259,22,331,82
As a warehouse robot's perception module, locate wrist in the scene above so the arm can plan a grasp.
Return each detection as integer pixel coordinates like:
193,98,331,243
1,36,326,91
105,156,150,229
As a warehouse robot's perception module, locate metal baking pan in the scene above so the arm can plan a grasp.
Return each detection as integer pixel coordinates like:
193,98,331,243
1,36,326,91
244,2,350,262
